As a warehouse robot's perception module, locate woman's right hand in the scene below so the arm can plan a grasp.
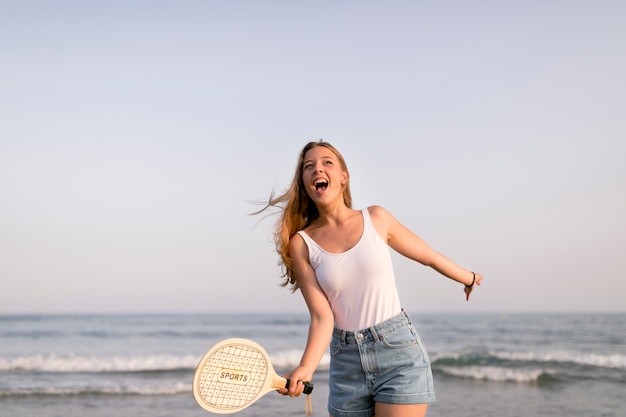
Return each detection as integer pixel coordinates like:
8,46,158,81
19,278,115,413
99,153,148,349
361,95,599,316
278,366,313,397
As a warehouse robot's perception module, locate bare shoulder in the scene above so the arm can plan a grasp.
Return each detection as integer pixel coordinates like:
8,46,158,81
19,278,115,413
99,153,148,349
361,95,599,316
290,233,312,265
289,231,306,253
366,205,396,242
367,205,395,224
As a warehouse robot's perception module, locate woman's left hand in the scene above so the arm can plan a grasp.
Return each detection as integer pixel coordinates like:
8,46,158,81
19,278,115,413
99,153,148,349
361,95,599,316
464,272,483,301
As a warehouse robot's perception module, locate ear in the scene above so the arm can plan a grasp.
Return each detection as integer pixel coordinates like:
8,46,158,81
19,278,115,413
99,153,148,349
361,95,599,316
341,170,349,185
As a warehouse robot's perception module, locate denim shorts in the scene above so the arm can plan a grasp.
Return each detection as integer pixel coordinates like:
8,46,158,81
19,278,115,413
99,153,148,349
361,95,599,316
328,310,435,417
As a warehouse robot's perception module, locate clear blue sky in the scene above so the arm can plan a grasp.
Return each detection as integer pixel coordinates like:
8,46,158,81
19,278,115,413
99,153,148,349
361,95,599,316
1,1,624,314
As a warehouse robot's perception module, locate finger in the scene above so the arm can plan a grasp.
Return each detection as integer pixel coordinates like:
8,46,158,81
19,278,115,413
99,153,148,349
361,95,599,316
286,378,296,394
288,378,302,396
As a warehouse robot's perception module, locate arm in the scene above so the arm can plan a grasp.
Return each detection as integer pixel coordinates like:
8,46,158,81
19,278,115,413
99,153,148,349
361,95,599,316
369,205,483,301
279,233,335,396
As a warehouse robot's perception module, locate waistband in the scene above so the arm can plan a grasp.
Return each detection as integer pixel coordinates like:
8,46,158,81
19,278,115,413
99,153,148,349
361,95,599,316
332,309,412,345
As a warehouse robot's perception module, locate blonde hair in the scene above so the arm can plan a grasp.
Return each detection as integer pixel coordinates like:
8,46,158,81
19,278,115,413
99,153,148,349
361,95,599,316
255,140,351,290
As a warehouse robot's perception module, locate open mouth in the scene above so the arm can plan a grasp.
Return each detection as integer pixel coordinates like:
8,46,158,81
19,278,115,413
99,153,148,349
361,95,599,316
315,179,328,192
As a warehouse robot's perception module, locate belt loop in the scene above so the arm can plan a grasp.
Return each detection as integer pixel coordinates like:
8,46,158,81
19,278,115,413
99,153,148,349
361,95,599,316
403,308,412,325
370,325,380,342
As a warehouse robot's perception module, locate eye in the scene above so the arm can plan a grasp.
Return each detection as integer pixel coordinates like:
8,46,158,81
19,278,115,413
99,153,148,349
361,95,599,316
303,163,313,170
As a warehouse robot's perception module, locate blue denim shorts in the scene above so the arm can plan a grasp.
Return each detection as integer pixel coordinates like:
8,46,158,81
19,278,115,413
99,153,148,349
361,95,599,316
328,310,435,417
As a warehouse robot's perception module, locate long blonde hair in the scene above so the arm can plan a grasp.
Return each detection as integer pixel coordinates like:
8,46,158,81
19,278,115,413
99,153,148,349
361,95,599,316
255,140,351,290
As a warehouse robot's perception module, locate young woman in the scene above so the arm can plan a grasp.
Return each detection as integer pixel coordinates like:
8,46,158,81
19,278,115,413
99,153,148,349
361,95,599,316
257,140,482,417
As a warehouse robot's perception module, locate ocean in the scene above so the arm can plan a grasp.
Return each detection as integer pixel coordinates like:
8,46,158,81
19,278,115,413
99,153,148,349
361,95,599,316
0,312,624,417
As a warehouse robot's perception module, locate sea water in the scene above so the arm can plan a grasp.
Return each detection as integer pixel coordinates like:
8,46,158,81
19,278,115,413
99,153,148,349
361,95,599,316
1,312,624,417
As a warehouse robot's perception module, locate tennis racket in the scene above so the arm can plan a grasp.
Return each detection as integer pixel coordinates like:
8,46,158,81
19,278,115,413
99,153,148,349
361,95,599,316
193,338,314,414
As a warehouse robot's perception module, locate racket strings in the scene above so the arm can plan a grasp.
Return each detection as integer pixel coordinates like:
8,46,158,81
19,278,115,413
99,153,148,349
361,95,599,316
197,344,267,410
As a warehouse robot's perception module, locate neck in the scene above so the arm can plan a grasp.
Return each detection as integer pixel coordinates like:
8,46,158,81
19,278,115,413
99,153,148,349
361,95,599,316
315,202,353,226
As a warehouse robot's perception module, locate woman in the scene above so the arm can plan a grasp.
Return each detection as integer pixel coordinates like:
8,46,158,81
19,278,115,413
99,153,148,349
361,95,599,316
257,140,482,417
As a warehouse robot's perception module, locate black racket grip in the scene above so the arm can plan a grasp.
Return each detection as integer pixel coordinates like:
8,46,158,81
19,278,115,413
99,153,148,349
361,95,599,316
285,378,314,394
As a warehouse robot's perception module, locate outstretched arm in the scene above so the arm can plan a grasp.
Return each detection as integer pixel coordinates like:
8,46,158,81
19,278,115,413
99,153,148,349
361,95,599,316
369,205,483,301
279,233,334,396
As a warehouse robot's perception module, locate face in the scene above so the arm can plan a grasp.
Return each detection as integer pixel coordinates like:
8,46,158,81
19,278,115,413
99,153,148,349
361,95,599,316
301,145,349,206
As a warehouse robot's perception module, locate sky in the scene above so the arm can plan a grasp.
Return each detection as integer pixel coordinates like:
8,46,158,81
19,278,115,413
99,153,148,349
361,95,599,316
1,1,624,314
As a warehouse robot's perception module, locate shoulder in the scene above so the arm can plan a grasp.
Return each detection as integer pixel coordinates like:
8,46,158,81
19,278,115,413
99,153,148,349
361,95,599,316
289,232,309,259
367,205,394,223
288,233,315,282
366,205,397,241
289,231,305,249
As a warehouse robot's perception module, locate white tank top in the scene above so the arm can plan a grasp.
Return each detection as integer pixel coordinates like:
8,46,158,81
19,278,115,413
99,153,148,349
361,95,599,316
297,208,402,331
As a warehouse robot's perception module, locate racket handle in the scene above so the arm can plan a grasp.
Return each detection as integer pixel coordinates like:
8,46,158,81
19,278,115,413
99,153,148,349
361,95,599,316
285,378,314,395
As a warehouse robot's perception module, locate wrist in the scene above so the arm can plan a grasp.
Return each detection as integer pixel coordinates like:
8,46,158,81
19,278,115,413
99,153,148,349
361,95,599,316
297,362,317,376
465,271,476,288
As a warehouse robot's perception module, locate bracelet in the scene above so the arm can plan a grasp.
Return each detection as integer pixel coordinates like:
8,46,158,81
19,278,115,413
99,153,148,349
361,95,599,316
465,272,476,288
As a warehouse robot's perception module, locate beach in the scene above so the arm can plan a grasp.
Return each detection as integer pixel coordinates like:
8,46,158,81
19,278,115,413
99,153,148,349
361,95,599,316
1,312,624,417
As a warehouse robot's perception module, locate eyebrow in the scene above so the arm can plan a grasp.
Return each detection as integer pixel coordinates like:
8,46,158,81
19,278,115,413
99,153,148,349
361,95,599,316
304,155,334,164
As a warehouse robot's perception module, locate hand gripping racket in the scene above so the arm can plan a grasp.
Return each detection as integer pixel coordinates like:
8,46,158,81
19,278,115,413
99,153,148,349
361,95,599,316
193,338,314,414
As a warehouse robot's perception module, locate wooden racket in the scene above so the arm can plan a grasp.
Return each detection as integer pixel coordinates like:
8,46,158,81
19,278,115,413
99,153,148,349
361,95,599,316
193,338,314,414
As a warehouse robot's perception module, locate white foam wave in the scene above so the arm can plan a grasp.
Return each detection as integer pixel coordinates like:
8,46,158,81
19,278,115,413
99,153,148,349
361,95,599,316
0,354,199,373
0,382,191,397
490,350,626,370
0,350,330,374
439,365,548,382
270,350,330,371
